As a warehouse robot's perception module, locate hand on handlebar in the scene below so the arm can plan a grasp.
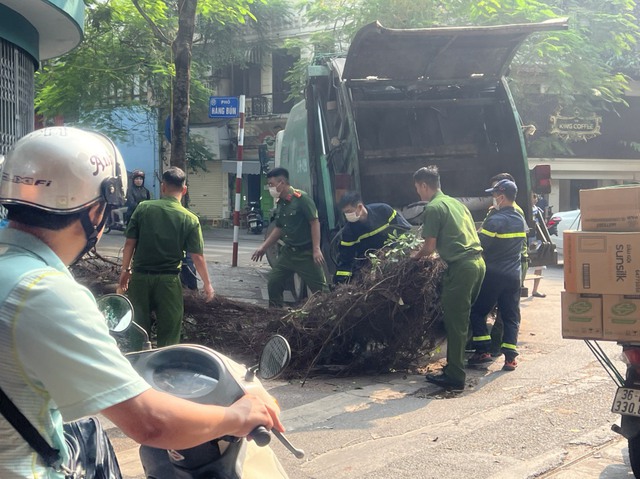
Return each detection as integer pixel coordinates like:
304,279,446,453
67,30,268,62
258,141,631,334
229,394,284,439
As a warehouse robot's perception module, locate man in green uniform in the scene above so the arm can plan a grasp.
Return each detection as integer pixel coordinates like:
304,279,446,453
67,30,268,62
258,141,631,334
119,167,215,349
252,167,328,306
411,166,486,391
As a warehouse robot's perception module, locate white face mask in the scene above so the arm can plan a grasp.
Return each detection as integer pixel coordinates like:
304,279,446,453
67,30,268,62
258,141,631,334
268,186,280,198
492,197,501,210
345,211,360,223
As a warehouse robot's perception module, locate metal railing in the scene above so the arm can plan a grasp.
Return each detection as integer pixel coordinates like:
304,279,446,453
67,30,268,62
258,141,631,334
247,93,293,116
0,39,35,154
249,95,272,116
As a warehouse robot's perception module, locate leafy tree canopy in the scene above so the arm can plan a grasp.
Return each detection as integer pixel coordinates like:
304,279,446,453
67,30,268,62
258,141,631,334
287,0,639,155
35,0,286,145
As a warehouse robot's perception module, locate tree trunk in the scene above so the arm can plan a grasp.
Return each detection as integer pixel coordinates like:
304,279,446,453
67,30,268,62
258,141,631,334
171,0,197,172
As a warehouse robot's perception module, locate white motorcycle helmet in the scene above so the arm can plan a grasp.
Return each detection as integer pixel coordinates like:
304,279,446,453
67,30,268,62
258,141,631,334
0,127,127,262
0,126,127,212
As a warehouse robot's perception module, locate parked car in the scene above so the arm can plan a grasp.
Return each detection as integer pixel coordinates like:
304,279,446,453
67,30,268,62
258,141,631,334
549,209,581,256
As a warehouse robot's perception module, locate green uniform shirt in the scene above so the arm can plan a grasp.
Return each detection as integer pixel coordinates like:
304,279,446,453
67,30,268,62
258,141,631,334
125,196,204,272
421,190,482,264
275,187,318,248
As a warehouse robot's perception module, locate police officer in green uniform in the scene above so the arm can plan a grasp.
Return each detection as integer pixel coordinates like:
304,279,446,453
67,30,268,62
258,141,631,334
252,167,329,307
119,167,215,349
411,166,486,391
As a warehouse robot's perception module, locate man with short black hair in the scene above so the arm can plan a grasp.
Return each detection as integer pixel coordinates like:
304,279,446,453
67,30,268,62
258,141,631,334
411,166,485,391
119,166,215,349
252,167,328,306
335,191,411,283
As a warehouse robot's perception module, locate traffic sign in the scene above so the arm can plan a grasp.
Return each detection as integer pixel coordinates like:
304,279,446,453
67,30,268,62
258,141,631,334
209,96,240,118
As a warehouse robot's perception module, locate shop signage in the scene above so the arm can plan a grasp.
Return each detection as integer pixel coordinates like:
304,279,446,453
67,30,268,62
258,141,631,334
550,109,602,141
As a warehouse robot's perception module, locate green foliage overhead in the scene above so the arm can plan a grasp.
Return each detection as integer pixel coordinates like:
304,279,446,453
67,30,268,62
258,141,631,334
287,0,639,155
35,0,285,153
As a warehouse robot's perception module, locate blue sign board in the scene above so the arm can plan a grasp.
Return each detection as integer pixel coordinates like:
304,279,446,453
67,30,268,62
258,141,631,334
209,96,240,118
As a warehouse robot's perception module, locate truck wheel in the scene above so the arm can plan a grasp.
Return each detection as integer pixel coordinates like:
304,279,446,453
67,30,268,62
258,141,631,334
290,273,310,302
629,435,640,478
264,221,307,301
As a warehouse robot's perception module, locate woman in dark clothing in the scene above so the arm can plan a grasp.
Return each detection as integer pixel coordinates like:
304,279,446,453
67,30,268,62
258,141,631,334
125,169,151,221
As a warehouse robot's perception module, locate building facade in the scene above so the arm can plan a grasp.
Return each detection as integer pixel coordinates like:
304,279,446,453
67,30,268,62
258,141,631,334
186,12,323,223
0,0,84,154
527,82,640,214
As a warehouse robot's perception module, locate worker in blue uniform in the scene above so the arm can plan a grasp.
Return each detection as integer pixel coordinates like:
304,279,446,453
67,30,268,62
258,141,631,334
334,191,412,284
468,179,528,371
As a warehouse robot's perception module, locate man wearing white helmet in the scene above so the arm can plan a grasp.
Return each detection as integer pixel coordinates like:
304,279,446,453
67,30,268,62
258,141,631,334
0,127,282,478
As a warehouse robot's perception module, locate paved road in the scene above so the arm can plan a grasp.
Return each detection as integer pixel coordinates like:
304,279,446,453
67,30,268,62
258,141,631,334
96,231,636,478
268,265,635,479
97,227,265,268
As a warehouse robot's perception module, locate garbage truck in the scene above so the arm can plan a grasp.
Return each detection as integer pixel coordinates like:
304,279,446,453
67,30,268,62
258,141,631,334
272,19,567,294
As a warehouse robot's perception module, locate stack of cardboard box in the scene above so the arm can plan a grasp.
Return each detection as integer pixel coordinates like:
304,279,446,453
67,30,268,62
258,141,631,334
562,185,640,341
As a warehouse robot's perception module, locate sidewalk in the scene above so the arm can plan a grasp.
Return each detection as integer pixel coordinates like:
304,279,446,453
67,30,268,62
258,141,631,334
208,262,270,306
200,226,300,306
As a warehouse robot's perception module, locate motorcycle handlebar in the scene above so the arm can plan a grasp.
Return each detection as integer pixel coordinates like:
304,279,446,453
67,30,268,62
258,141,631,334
250,426,272,447
251,427,307,458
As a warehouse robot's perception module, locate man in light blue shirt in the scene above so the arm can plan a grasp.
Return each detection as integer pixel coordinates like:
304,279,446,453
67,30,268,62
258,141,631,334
0,128,283,478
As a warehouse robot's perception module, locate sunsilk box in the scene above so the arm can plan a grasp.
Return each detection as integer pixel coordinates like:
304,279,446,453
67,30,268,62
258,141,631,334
564,231,640,295
602,295,640,341
561,291,602,340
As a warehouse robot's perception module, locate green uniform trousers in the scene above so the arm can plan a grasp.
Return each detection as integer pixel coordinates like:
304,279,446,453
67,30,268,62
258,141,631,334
441,255,486,383
127,272,184,350
268,246,328,307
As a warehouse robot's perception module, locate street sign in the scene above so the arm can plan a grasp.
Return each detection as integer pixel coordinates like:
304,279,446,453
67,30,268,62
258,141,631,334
209,96,240,118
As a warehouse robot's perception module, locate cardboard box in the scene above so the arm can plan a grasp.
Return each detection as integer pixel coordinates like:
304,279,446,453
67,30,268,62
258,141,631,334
561,291,602,339
564,231,640,295
603,294,640,341
580,185,640,232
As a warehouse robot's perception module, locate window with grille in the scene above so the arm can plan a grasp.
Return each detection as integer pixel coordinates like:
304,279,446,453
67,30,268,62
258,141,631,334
0,39,35,155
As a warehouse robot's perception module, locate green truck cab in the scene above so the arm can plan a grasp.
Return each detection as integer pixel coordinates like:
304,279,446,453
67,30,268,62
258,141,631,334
275,19,567,277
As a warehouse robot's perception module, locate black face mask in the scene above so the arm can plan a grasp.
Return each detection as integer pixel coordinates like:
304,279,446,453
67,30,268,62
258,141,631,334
70,205,109,266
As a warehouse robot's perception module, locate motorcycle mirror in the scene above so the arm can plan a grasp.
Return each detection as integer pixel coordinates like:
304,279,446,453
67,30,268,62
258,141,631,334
97,294,134,333
258,335,291,380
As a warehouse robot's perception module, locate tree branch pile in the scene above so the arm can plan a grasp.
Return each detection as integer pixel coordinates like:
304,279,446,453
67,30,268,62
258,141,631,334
72,249,447,377
266,255,446,377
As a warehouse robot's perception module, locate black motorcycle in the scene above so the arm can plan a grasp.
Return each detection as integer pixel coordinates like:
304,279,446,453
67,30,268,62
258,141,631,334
246,200,264,234
104,207,128,234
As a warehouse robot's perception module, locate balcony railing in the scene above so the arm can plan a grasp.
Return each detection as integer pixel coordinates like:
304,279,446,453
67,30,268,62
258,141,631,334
249,95,272,116
246,93,293,117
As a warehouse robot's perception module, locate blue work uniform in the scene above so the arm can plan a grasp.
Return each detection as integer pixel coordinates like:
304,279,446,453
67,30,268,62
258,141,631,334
470,206,527,358
334,203,411,283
